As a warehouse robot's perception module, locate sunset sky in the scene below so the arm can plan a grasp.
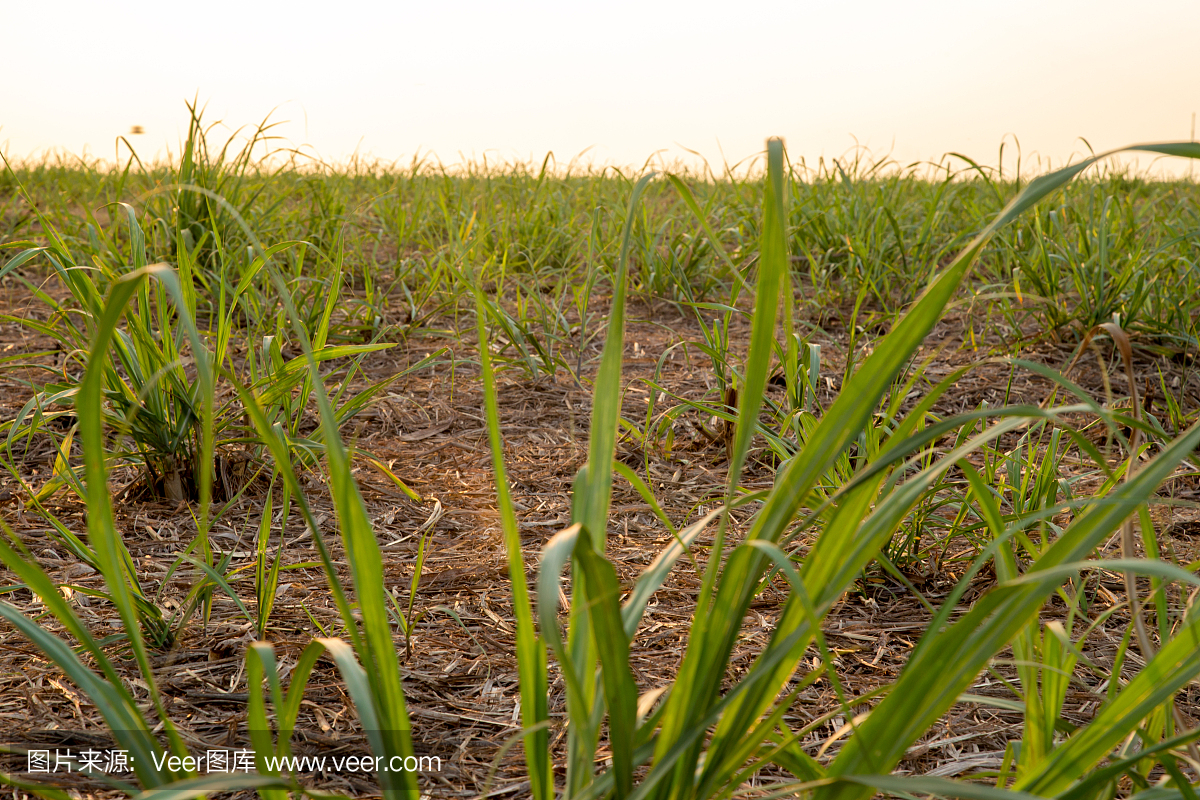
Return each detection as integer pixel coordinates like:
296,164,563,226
4,0,1198,175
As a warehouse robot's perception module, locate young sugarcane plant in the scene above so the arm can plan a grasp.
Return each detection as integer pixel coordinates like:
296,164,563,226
482,138,1200,800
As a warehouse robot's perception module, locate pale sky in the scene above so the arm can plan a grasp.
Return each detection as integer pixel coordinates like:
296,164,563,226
3,0,1199,176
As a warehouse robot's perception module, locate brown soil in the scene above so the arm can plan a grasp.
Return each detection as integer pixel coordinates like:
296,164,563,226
0,283,1198,798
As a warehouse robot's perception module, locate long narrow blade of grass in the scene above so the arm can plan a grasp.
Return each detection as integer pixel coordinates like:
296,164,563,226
473,262,554,800
573,532,639,799
564,171,656,795
726,137,787,494
643,139,792,793
577,171,656,548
